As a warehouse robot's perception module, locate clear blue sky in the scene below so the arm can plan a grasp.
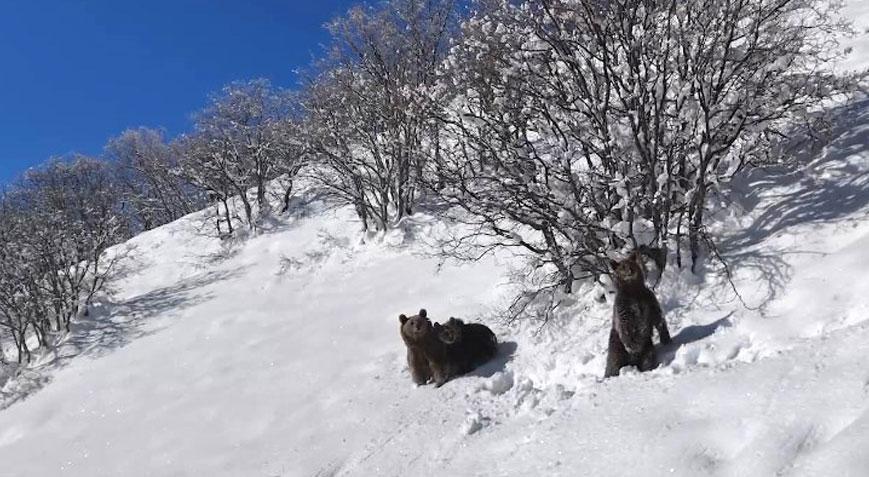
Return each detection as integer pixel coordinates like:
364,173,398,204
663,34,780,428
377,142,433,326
0,0,359,184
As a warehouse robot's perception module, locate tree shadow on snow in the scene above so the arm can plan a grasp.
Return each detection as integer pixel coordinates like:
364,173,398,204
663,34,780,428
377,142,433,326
657,313,733,366
717,98,869,308
0,267,243,411
468,341,518,378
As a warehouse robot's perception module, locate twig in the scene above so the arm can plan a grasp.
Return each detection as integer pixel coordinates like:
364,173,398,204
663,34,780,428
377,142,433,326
701,229,761,311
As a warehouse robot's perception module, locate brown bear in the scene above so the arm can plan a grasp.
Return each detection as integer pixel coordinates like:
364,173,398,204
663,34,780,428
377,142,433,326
435,317,498,375
604,251,671,378
399,309,456,387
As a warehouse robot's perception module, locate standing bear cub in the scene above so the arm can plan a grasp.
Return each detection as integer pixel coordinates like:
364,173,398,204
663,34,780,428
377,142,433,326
399,309,498,387
605,252,671,378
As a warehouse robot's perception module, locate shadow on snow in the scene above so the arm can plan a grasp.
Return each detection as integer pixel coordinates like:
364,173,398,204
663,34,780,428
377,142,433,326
0,267,243,411
718,98,869,308
469,341,519,379
657,313,734,366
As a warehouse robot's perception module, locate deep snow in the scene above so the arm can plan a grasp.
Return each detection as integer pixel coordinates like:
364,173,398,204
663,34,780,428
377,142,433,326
1,10,868,477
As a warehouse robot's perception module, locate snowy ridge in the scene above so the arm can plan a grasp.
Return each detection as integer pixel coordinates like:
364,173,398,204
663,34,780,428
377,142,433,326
0,94,864,475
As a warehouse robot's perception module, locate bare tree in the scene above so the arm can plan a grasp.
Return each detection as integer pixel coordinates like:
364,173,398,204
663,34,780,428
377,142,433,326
0,157,127,362
301,0,459,231
427,0,857,298
266,111,307,214
0,194,40,362
179,79,303,233
105,127,204,232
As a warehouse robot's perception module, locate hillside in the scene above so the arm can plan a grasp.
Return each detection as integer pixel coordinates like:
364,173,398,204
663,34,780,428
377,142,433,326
0,92,864,475
0,5,868,477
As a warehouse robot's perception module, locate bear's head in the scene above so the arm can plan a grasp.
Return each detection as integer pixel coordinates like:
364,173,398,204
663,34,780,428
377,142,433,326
437,317,464,345
609,251,646,288
399,309,432,344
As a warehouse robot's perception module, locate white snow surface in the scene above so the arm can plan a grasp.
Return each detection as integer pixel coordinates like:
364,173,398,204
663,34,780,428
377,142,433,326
2,12,869,477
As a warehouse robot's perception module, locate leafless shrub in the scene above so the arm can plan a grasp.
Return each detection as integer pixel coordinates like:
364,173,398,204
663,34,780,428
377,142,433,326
425,0,859,299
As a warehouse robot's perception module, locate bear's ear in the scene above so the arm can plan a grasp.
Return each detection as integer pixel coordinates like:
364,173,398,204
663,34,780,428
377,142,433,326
419,309,427,318
399,314,408,324
608,259,619,270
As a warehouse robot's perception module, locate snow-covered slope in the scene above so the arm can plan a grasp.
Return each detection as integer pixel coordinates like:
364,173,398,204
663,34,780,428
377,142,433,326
1,15,868,477
0,98,865,476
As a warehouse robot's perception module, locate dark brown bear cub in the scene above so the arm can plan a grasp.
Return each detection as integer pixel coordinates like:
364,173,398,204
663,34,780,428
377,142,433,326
399,309,456,387
436,317,497,375
605,251,671,378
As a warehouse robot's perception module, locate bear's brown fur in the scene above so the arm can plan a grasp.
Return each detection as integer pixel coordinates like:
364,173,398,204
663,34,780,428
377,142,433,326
605,251,671,378
399,310,499,387
436,317,498,375
399,309,456,387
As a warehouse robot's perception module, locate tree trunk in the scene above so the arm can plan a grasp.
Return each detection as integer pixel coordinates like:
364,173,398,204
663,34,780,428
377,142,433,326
222,198,233,235
281,179,294,214
689,188,706,274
